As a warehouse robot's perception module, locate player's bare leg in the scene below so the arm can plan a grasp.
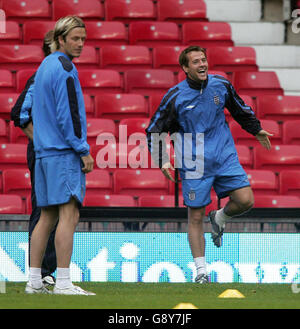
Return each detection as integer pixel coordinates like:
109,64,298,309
30,206,58,268
188,207,206,258
188,207,208,283
53,197,95,295
55,197,79,268
26,206,58,293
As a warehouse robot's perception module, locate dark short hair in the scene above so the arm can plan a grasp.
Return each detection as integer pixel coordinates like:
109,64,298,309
42,30,54,57
179,45,207,67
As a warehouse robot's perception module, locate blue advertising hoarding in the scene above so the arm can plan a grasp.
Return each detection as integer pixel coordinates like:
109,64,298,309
0,232,299,283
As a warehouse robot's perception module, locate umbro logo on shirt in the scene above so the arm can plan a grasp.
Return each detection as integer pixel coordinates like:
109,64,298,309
185,105,195,109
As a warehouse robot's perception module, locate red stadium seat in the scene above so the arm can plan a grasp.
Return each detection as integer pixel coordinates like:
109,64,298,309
245,169,279,195
16,69,36,93
256,95,300,121
91,142,153,172
282,120,300,145
113,169,169,197
0,21,21,44
138,195,185,207
2,0,51,23
157,0,207,23
129,21,181,46
25,194,32,214
83,194,136,207
85,169,113,194
167,170,182,194
149,93,165,116
207,47,258,73
52,0,104,20
95,93,148,120
72,46,98,69
0,194,24,214
119,118,150,136
83,94,94,118
236,145,253,169
182,22,234,47
0,45,44,70
0,118,9,143
253,195,300,208
0,171,2,193
280,170,300,197
0,93,18,120
117,119,151,167
78,69,123,96
229,119,282,147
23,20,55,44
104,0,156,23
84,21,128,47
124,69,176,96
91,142,117,171
0,70,14,93
9,122,28,144
232,71,284,98
99,45,152,71
86,118,117,145
152,46,187,72
2,168,31,199
0,143,27,169
253,145,300,171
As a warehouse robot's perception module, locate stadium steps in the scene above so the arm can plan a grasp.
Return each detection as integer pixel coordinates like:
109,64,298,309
252,45,300,68
204,0,262,22
229,22,285,45
253,45,300,95
205,0,300,95
259,68,300,96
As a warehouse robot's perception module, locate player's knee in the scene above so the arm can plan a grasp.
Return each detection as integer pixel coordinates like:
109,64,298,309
70,207,80,228
238,195,254,212
189,215,203,224
188,207,205,224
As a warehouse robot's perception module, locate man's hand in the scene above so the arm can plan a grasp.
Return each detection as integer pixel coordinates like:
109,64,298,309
21,122,33,141
81,154,94,173
255,129,273,150
161,162,175,182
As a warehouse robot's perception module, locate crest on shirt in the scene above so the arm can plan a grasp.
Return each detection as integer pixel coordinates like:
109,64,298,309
213,95,220,105
188,190,196,201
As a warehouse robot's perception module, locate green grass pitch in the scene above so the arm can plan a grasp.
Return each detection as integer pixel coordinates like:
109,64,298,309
0,282,299,309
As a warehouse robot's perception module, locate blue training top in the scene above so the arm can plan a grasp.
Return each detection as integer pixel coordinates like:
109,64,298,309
146,74,262,180
32,51,89,159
